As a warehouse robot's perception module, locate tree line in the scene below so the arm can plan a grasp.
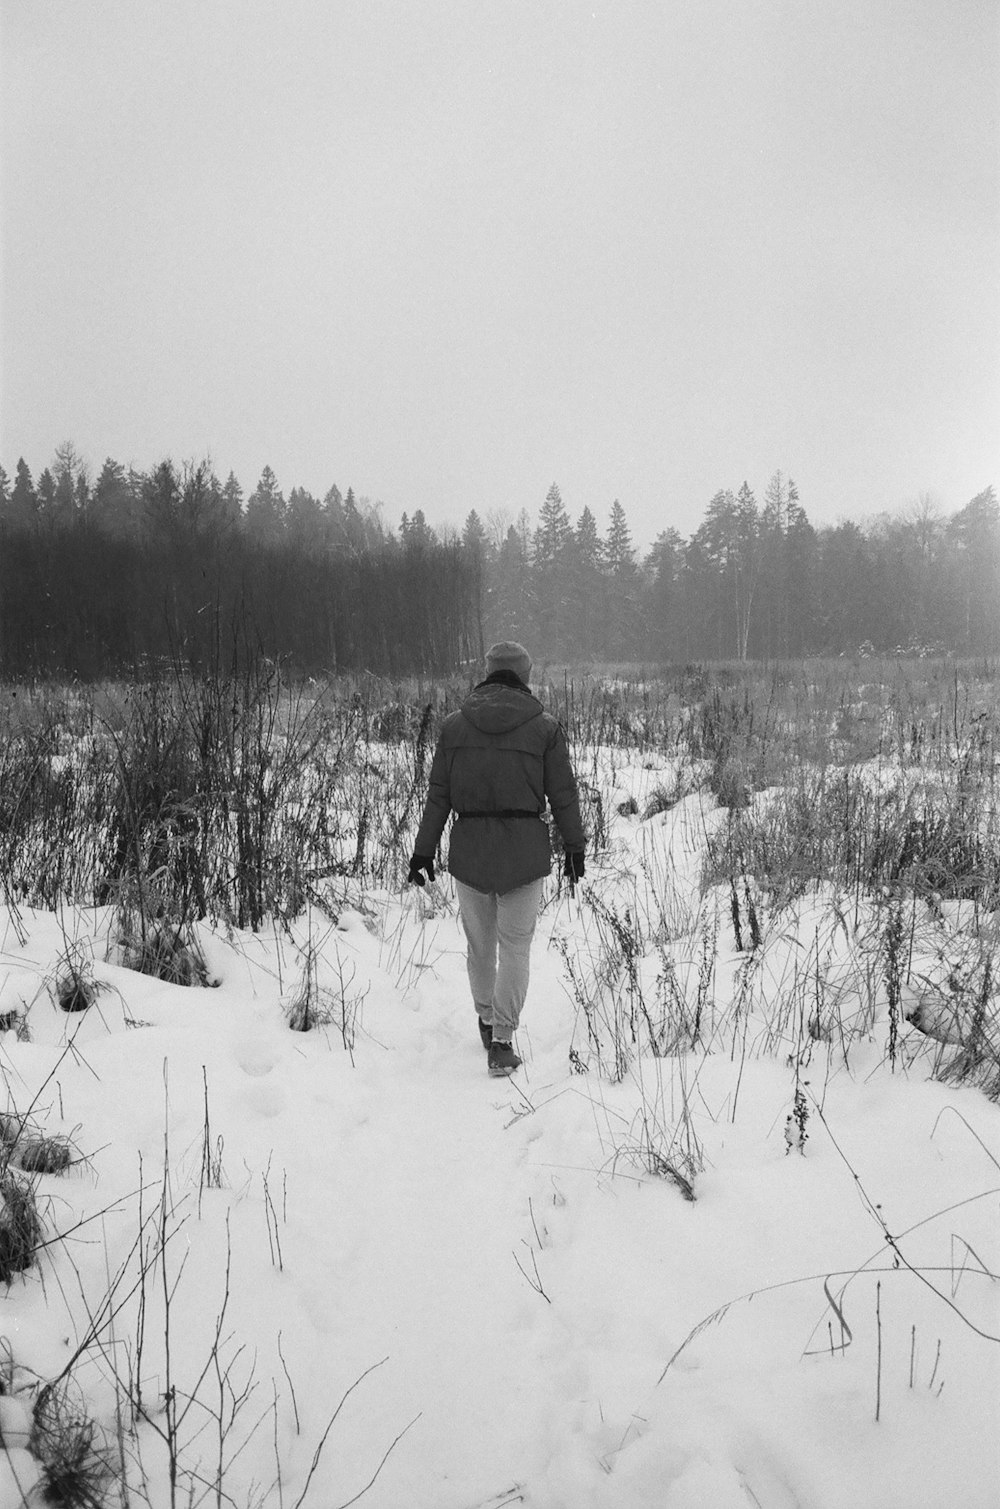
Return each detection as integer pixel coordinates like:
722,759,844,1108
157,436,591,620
1,446,997,678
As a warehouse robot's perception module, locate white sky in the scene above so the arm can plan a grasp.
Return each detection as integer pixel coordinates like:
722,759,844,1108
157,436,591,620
2,0,998,545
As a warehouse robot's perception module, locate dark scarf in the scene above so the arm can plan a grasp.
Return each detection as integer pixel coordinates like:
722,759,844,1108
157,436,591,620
478,669,530,691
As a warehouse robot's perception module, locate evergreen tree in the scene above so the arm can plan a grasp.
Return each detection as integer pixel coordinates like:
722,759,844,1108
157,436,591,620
947,486,1000,653
10,459,36,526
604,500,635,576
462,509,488,558
322,485,345,553
758,471,788,656
489,525,533,647
533,483,574,653
143,460,181,543
733,482,761,658
690,490,739,657
285,486,326,551
534,482,572,568
401,509,436,550
221,471,244,532
783,480,816,656
461,510,489,661
91,458,136,537
814,520,876,651
603,500,641,658
244,465,285,545
570,506,603,655
575,506,601,571
36,468,57,524
177,460,234,543
339,488,367,556
643,528,684,658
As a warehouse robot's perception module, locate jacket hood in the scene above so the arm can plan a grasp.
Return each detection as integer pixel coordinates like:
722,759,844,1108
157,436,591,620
460,680,544,735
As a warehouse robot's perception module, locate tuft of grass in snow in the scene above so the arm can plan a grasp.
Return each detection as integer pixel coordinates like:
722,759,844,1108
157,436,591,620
51,944,103,1015
0,1170,43,1285
118,920,212,988
30,1381,117,1509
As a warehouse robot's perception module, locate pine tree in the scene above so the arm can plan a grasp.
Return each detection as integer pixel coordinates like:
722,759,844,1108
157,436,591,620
340,487,366,556
322,485,345,552
219,472,244,534
947,486,1000,652
36,468,57,524
244,465,285,546
462,509,488,558
534,483,572,568
575,506,601,570
733,482,761,658
604,500,636,576
533,483,574,653
285,486,326,550
603,500,641,657
757,471,788,656
176,460,234,543
689,489,738,657
569,506,603,655
9,459,37,527
144,460,181,542
461,510,489,660
403,509,436,550
92,458,136,537
643,528,684,658
784,480,815,656
489,525,533,646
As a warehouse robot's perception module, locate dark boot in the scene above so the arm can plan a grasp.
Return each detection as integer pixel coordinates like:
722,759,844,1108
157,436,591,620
478,1017,493,1052
488,1041,522,1077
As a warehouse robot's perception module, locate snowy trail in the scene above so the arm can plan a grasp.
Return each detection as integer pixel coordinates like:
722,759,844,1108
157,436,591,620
3,831,1000,1509
79,901,588,1507
273,1047,558,1507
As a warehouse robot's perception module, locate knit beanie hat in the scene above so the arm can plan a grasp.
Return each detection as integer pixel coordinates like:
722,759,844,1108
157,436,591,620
485,640,532,683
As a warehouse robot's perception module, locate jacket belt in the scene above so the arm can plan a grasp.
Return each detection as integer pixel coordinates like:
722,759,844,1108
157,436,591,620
456,809,543,820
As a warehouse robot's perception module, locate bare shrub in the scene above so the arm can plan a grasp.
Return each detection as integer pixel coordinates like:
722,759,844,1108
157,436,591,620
284,937,368,1050
703,764,1000,913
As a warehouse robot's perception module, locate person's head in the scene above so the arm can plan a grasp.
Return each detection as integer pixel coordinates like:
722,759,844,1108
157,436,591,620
485,640,532,684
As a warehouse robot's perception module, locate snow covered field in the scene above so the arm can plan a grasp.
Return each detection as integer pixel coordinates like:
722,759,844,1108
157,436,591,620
0,754,998,1508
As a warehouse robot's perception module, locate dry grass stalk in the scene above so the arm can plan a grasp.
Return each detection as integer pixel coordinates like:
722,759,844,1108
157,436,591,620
0,1171,43,1284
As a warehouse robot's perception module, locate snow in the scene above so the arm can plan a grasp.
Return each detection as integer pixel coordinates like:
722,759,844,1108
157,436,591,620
0,775,998,1508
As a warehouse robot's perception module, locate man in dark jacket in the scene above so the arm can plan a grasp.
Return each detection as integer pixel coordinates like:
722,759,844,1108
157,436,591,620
408,640,586,1077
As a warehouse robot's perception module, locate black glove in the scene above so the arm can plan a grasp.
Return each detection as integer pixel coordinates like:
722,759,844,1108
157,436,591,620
407,854,435,886
564,851,585,883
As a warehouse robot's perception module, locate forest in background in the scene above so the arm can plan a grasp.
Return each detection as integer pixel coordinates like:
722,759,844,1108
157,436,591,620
1,446,997,677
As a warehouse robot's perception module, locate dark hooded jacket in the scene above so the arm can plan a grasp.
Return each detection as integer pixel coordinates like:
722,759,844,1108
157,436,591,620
413,672,585,895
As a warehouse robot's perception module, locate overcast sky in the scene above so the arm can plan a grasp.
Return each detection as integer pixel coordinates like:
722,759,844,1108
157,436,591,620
2,0,997,546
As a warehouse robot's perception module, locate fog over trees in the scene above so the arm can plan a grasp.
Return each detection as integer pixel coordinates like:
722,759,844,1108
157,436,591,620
1,452,997,678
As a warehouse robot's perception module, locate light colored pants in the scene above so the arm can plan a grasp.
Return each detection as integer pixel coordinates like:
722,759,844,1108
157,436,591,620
455,878,545,1043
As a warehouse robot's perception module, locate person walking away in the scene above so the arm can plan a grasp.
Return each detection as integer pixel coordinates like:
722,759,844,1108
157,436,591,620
408,641,586,1077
